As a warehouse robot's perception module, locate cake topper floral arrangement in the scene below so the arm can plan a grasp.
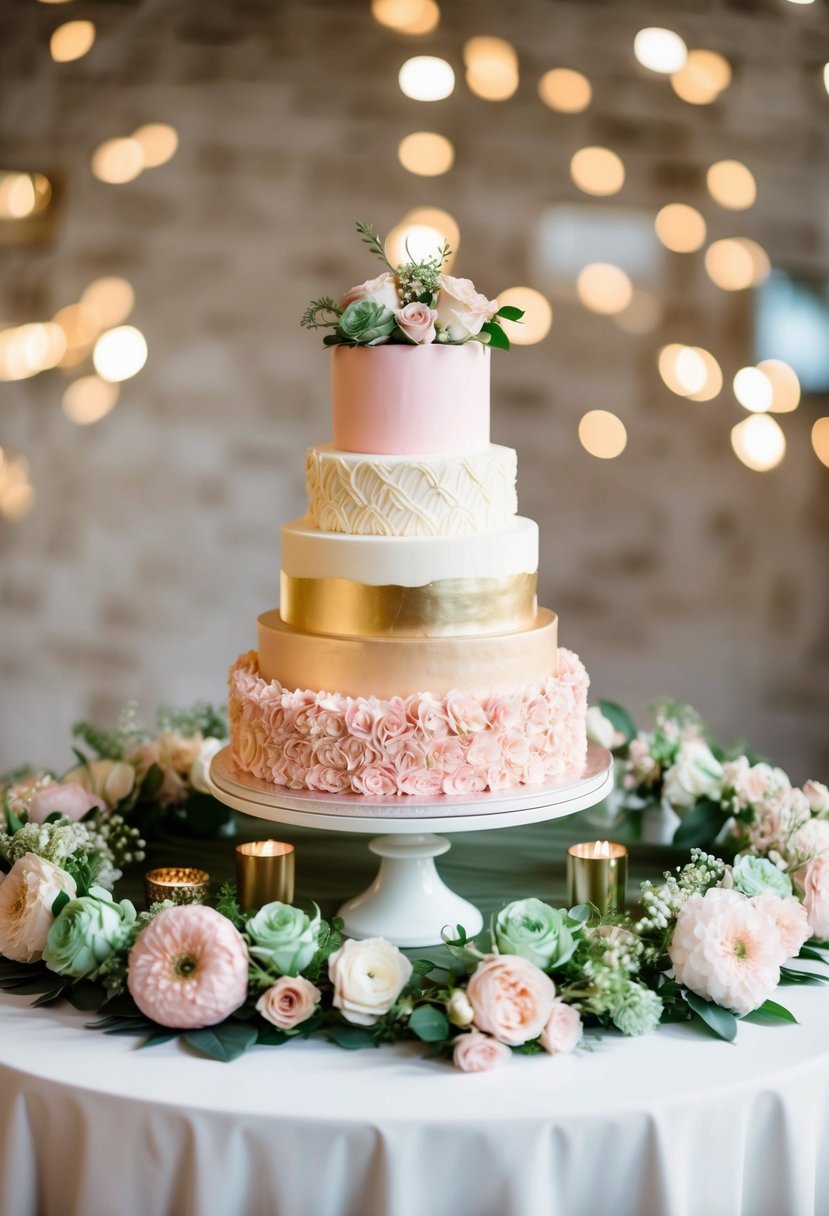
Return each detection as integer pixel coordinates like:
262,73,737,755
301,221,524,350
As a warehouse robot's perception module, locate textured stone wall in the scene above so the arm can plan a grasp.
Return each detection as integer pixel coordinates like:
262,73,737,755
1,0,827,779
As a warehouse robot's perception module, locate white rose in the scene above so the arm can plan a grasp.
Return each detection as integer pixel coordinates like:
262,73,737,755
342,272,400,312
189,737,225,794
803,781,829,816
585,706,616,750
0,855,77,963
327,937,413,1026
446,989,474,1027
435,274,498,341
662,740,724,810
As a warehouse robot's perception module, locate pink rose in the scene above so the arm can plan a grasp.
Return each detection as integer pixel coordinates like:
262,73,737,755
397,767,444,796
436,274,498,341
465,731,502,771
316,709,346,739
466,954,556,1046
352,765,398,798
28,782,105,824
485,696,521,732
372,698,414,750
256,975,321,1030
340,735,379,770
282,688,317,710
313,738,348,770
293,707,317,738
485,766,516,792
395,302,437,345
428,737,466,773
282,736,314,770
393,738,429,775
407,694,450,737
524,696,551,736
305,765,352,794
540,998,583,1055
345,701,378,741
800,855,829,940
442,765,487,796
445,691,488,735
452,1032,512,1073
342,271,400,311
501,730,530,771
804,780,829,815
751,893,811,961
235,721,269,777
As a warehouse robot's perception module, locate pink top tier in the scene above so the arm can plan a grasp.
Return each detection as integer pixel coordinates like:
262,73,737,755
331,344,490,455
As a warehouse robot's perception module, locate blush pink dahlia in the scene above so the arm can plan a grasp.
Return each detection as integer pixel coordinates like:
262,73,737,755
668,888,782,1015
127,905,249,1029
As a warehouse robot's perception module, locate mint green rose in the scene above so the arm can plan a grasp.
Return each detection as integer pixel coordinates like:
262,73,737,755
610,981,663,1036
246,902,320,976
43,886,137,978
494,898,579,970
338,300,395,345
732,854,793,899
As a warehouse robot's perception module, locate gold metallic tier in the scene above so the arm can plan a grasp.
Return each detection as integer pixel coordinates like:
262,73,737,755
257,608,558,699
279,570,537,638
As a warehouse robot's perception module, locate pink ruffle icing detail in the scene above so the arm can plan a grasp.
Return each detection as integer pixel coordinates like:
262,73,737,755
228,650,589,797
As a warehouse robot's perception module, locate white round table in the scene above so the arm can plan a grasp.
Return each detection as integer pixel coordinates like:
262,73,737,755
2,984,828,1216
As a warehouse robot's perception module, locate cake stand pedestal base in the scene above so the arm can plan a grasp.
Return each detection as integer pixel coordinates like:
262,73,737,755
338,834,482,946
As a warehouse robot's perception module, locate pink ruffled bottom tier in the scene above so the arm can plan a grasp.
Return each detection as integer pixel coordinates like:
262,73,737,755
228,650,589,798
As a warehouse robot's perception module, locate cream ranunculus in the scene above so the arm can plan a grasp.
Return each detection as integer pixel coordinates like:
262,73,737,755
189,737,224,794
435,274,498,342
341,272,400,312
62,759,136,809
327,937,413,1026
662,740,724,811
0,855,77,963
585,706,616,750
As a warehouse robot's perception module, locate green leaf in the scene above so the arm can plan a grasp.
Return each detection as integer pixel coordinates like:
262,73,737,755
51,890,70,918
31,987,68,1008
411,958,436,976
495,304,524,322
5,807,24,834
597,700,637,745
743,999,798,1026
797,945,829,964
184,1022,258,1062
479,321,510,351
408,1005,450,1043
684,991,737,1042
567,904,592,925
65,981,107,1012
139,1031,179,1049
327,1023,377,1051
780,964,828,985
138,763,164,801
672,798,727,849
257,1025,290,1046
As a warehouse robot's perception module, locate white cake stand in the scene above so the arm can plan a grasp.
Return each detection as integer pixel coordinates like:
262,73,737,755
209,744,613,947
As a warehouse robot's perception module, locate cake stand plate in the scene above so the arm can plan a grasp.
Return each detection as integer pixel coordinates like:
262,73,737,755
209,744,613,947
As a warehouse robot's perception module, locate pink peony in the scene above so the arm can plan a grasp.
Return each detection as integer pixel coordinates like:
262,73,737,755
452,1032,512,1073
28,781,105,824
445,691,488,735
540,998,583,1056
395,302,437,345
799,855,829,940
751,893,811,961
352,764,398,798
127,905,249,1030
668,888,782,1015
256,975,321,1030
466,954,556,1046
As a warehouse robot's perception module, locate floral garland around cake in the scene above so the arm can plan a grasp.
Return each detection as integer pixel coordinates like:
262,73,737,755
301,221,524,351
2,699,828,1069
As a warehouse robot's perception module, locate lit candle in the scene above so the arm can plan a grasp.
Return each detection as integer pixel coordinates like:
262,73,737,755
566,840,628,913
144,867,210,908
235,840,295,911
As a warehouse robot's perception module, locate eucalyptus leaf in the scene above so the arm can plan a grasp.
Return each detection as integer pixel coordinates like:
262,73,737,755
257,1026,290,1046
566,904,592,925
139,1031,179,1049
327,1024,377,1051
184,1022,258,1062
409,1005,450,1043
684,991,737,1042
31,987,68,1008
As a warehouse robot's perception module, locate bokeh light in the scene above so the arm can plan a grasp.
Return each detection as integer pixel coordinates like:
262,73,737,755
386,207,459,267
91,138,144,185
132,123,179,169
658,344,722,401
704,238,770,291
372,0,440,35
812,418,829,468
0,323,66,381
670,50,731,104
496,287,552,345
93,326,148,382
706,160,756,210
62,376,120,425
570,146,624,197
50,19,95,62
53,303,99,366
397,132,454,176
654,203,707,253
0,448,34,522
731,414,786,471
579,410,628,459
398,56,455,101
613,290,662,335
464,37,519,101
757,359,801,413
538,68,591,113
733,366,773,412
81,277,135,328
576,263,633,315
633,28,687,74
0,172,52,220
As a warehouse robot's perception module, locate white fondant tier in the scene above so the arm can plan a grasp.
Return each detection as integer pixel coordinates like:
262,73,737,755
305,443,517,538
281,516,538,587
257,608,558,699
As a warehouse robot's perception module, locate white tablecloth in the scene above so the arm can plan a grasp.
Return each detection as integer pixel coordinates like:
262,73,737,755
1,985,829,1216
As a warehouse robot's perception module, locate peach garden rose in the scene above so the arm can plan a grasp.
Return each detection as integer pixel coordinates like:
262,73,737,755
453,1032,512,1073
395,302,437,344
0,855,77,963
466,954,556,1046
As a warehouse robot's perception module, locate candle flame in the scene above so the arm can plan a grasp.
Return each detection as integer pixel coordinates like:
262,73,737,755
592,840,611,858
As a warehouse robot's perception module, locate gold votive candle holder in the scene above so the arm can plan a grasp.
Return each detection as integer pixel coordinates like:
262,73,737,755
566,841,628,914
235,840,295,911
144,867,210,907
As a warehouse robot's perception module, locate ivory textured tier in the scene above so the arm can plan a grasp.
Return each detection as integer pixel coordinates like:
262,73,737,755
229,341,590,798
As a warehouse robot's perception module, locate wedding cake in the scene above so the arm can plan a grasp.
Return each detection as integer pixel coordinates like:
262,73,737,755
228,225,588,799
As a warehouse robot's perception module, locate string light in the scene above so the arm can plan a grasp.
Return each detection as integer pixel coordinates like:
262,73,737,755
93,326,148,382
0,172,52,220
658,344,722,401
757,359,800,413
576,263,633,315
654,203,706,253
132,124,178,169
386,207,459,267
670,50,731,104
0,323,66,381
496,287,553,345
398,56,455,101
733,367,773,412
371,0,439,35
81,277,135,328
706,160,756,210
397,132,454,176
538,68,591,113
812,418,829,468
579,410,627,459
731,414,786,471
50,20,95,62
570,146,624,196
633,28,687,74
704,238,770,291
62,376,120,425
463,37,519,101
91,138,144,185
